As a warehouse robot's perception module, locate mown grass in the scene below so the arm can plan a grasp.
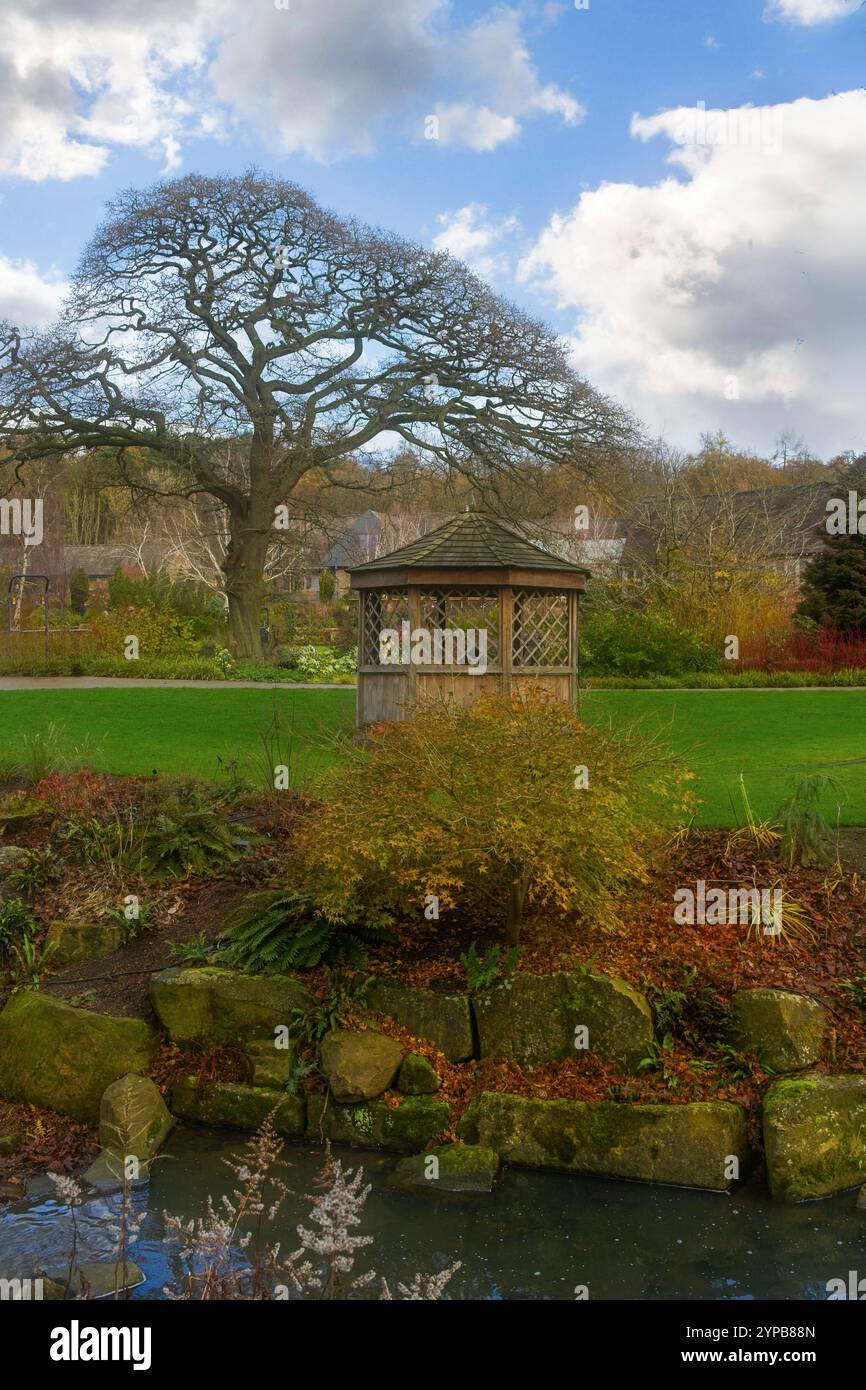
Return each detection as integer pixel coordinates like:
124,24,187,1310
0,686,864,826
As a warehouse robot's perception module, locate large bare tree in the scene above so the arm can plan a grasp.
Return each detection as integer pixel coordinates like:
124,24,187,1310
0,171,632,656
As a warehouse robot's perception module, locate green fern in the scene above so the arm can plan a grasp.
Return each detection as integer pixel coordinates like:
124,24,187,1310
217,888,393,972
134,803,256,880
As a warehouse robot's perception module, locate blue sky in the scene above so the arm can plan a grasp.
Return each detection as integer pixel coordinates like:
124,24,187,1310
1,0,864,457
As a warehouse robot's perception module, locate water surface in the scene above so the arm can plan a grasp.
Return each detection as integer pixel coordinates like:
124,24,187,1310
1,1128,863,1300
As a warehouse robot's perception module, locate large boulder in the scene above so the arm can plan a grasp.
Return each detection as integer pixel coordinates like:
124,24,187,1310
170,1078,305,1136
731,989,826,1073
764,1073,866,1201
150,966,315,1044
366,977,473,1062
306,1093,449,1152
98,1074,173,1163
320,1030,404,1102
473,971,654,1073
390,1143,500,1196
0,993,155,1123
46,920,125,965
459,1092,749,1191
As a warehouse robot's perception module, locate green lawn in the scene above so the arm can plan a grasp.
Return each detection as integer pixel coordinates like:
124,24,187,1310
1,686,865,826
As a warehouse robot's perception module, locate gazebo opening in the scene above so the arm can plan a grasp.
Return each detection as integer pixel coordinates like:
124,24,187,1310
350,512,588,725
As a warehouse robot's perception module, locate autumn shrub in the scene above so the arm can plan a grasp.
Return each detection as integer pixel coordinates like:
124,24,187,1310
652,568,805,671
297,690,692,943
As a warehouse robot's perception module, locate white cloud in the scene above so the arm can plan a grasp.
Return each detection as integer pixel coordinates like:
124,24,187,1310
0,0,583,176
704,35,721,47
0,0,224,180
431,105,520,152
433,203,519,278
518,91,866,456
764,0,860,25
0,254,68,326
213,1,583,159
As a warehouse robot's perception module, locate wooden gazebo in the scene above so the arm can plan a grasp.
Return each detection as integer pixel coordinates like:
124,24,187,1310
350,512,589,726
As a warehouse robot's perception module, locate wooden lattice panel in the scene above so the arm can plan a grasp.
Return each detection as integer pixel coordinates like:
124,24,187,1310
512,591,569,667
362,589,409,665
418,589,500,664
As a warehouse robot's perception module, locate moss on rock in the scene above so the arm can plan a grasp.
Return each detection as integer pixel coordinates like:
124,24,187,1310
306,1093,450,1151
764,1072,866,1201
99,1074,173,1162
458,1091,748,1191
244,1038,295,1089
473,970,653,1073
170,1078,305,1135
389,1143,500,1195
46,920,125,965
150,966,315,1044
731,989,826,1073
366,977,473,1062
396,1054,441,1094
0,993,155,1124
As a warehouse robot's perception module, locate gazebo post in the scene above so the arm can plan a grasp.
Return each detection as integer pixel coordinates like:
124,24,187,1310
407,584,421,711
355,589,365,727
569,588,579,711
501,586,513,698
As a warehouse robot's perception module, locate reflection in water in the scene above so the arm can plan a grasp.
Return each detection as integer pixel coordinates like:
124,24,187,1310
0,1126,864,1300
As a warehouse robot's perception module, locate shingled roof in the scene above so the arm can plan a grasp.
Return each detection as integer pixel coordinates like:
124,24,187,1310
350,511,590,574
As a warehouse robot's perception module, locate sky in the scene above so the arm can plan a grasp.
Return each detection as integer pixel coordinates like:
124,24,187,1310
0,0,864,460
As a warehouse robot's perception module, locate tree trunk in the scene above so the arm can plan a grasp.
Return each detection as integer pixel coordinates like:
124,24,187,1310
505,869,530,946
223,510,271,661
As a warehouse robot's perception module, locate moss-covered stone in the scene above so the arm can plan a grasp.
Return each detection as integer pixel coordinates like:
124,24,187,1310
473,970,653,1073
46,919,125,964
389,1143,499,1195
306,1093,450,1152
396,1054,440,1095
458,1091,748,1191
99,1074,173,1162
0,1127,22,1157
170,1078,305,1135
366,977,473,1062
0,798,48,837
320,1029,404,1102
0,993,155,1123
0,845,28,876
731,989,826,1073
244,1038,294,1089
763,1072,866,1201
150,966,316,1044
